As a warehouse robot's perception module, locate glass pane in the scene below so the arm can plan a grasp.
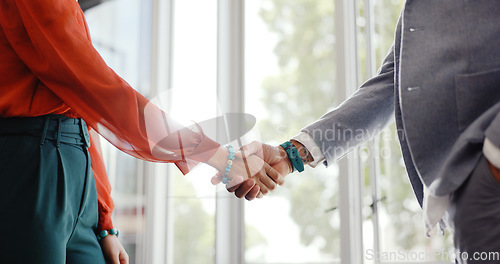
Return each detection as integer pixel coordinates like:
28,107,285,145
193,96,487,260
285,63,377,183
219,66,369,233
169,0,218,263
245,1,340,263
85,1,149,263
354,1,454,263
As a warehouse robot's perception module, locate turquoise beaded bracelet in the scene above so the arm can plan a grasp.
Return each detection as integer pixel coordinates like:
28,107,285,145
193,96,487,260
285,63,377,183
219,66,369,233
222,145,235,184
97,228,120,240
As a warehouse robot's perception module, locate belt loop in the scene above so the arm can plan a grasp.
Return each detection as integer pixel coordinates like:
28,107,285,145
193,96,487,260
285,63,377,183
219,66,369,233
40,116,50,145
79,118,91,148
56,118,62,148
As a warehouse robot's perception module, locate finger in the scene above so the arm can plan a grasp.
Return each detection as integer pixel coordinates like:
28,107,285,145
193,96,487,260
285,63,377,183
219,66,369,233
256,176,271,195
234,178,256,198
211,172,222,185
226,176,244,192
119,251,129,264
256,191,264,199
255,165,277,193
245,185,261,201
266,164,285,186
236,141,262,159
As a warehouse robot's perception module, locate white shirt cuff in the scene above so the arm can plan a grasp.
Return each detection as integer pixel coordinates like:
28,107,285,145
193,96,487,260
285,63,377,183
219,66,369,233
483,137,500,168
422,186,450,237
292,132,325,168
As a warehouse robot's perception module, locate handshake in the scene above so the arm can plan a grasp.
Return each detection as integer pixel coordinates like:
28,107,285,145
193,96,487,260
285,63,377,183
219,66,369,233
206,140,312,200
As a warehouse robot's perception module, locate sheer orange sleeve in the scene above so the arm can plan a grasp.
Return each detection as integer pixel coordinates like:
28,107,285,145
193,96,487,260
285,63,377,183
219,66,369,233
89,129,114,231
0,0,219,164
0,0,220,230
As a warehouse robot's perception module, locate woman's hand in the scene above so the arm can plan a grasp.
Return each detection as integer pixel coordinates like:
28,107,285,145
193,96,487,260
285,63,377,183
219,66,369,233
100,235,129,264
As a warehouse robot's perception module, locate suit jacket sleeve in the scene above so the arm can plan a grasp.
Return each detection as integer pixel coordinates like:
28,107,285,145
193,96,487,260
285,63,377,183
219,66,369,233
302,46,396,165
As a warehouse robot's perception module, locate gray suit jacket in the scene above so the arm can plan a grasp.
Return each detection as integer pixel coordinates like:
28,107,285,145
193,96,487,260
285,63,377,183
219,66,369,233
303,0,500,205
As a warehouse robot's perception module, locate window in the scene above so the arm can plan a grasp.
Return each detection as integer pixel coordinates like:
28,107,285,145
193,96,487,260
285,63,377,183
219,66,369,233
169,1,218,264
84,1,452,263
354,1,454,263
85,1,150,262
245,1,340,263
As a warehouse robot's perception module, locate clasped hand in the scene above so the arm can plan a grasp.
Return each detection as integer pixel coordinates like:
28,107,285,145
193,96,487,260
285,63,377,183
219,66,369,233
209,142,293,200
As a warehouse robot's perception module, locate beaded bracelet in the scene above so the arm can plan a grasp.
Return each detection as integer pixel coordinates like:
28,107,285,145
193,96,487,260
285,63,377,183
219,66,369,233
222,145,235,184
97,228,120,240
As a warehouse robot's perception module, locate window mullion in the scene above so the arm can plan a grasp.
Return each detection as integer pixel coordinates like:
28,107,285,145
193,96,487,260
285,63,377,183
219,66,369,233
216,1,245,264
335,0,364,263
363,0,382,263
146,0,174,263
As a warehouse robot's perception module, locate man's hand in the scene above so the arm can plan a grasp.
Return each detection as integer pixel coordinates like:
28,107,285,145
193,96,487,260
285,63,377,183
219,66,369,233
208,145,284,195
100,234,129,264
231,141,293,200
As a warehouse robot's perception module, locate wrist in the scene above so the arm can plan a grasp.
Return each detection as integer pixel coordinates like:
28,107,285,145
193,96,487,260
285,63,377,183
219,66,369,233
207,146,229,172
97,228,120,241
290,140,313,165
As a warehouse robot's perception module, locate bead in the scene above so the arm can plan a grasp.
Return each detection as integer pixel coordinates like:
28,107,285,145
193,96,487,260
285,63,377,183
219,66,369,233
97,229,120,240
99,230,108,237
221,144,236,185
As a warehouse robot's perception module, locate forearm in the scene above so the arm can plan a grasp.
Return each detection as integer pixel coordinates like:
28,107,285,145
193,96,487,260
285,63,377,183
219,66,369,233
301,46,395,165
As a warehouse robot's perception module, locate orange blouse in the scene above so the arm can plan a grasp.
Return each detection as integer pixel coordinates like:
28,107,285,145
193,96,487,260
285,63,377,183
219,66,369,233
0,0,220,231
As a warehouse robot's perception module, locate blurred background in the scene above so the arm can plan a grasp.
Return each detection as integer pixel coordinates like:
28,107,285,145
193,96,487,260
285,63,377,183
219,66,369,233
81,0,453,263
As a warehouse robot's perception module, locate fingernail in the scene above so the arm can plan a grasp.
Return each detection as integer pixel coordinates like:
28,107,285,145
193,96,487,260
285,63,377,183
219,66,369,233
278,175,285,185
211,176,219,185
257,193,263,199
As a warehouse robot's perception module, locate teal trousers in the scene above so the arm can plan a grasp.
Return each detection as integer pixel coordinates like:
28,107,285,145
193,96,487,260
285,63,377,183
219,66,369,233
0,115,105,264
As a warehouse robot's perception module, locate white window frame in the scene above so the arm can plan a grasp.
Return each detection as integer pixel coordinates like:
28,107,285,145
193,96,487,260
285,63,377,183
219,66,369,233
215,0,246,263
335,0,365,263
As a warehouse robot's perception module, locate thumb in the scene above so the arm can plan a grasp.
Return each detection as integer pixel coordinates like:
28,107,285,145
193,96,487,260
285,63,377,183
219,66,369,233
211,172,222,185
119,251,129,264
236,141,263,159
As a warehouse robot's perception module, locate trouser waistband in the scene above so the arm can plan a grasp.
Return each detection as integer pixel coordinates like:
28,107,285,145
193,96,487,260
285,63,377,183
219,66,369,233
0,114,90,148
